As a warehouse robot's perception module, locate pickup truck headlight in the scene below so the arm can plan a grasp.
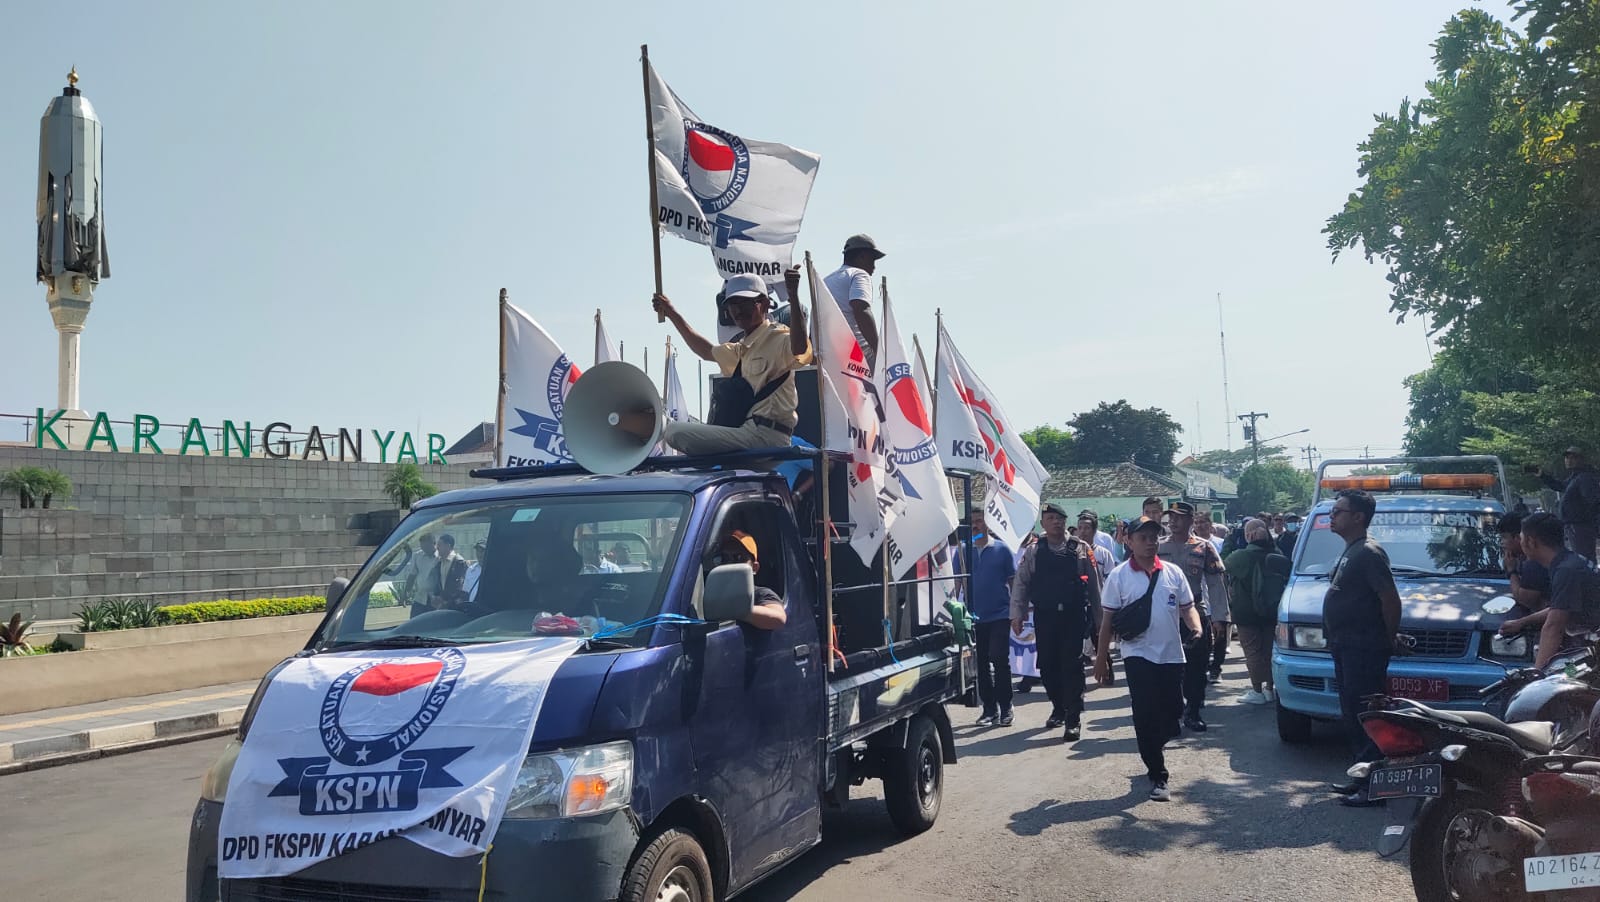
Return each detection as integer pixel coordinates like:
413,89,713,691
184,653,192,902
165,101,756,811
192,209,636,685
200,739,244,803
1290,625,1328,650
503,741,633,820
1489,633,1531,659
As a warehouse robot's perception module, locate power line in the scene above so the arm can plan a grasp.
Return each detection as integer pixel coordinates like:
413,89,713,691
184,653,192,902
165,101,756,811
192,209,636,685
1300,444,1319,472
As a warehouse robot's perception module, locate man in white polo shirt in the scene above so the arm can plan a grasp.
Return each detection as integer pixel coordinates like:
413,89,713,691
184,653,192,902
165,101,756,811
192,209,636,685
1094,515,1202,802
823,234,884,369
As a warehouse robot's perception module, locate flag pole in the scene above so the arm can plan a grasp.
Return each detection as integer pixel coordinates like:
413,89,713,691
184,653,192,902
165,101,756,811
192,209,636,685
641,44,665,322
663,334,672,398
932,308,944,436
806,250,836,673
880,278,893,633
494,288,508,467
594,308,603,367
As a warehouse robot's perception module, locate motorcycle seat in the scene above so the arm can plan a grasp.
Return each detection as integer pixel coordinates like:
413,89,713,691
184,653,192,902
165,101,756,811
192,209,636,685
1445,711,1556,753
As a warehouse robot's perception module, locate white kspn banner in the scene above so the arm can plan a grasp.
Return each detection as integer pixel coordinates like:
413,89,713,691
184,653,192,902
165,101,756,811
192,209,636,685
219,638,580,879
809,258,891,565
878,291,959,579
646,61,821,296
933,324,1048,549
499,302,581,468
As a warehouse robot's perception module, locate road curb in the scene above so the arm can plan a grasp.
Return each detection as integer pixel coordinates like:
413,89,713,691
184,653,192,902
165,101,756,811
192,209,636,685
0,705,244,776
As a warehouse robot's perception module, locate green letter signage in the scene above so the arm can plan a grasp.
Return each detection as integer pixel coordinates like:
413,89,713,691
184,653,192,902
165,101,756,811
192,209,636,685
180,418,211,456
428,433,447,465
373,430,395,463
85,412,120,453
34,408,67,450
396,432,419,464
132,414,163,454
222,420,252,458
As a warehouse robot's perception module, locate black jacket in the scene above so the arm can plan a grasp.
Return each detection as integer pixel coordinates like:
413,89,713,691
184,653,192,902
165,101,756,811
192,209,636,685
1542,466,1600,528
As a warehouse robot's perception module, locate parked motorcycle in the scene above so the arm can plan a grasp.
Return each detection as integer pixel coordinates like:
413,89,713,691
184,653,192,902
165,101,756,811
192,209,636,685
1354,642,1599,902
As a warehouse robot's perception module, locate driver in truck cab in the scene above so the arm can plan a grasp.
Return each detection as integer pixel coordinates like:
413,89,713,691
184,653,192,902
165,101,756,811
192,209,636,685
713,529,787,630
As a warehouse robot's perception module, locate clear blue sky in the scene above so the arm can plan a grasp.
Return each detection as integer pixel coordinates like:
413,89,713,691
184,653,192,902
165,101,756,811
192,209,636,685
1,1,1488,462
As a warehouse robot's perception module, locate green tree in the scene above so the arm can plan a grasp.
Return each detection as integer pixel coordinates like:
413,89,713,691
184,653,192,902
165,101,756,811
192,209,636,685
1326,1,1600,381
382,462,438,509
1236,461,1312,515
1066,401,1183,471
1187,445,1290,479
1020,425,1075,473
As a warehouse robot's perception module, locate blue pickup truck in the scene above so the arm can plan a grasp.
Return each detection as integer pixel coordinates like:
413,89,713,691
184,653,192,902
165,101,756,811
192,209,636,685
186,456,970,901
1272,457,1531,743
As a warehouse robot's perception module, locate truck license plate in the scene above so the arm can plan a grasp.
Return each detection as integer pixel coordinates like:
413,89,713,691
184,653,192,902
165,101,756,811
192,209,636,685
1525,853,1600,893
1367,763,1442,799
1388,675,1449,702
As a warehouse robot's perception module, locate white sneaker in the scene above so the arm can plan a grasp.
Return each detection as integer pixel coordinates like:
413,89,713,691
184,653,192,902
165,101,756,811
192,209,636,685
1263,686,1276,702
1149,782,1171,802
1240,689,1269,705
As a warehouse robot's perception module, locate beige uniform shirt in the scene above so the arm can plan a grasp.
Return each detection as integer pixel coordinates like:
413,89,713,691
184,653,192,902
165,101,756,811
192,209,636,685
710,321,814,428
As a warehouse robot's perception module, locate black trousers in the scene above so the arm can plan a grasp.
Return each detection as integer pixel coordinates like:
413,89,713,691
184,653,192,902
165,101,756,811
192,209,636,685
1209,621,1229,671
1034,608,1087,725
974,619,1013,715
1182,614,1211,717
1332,643,1392,763
1124,655,1185,783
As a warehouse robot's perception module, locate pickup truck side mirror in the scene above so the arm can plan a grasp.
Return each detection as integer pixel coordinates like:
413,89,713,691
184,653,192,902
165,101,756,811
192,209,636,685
702,564,755,623
326,577,350,612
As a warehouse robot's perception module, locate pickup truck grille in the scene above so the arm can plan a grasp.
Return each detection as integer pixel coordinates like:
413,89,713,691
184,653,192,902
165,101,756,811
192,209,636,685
222,879,485,902
1398,629,1472,659
1287,675,1327,692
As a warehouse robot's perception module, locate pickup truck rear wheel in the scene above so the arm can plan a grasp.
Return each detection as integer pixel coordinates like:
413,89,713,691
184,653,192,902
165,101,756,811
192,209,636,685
620,827,714,902
883,714,942,835
1276,700,1314,744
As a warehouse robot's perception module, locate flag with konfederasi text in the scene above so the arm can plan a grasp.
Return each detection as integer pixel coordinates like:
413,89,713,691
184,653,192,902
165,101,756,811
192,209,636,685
646,60,820,300
499,303,581,468
877,291,959,579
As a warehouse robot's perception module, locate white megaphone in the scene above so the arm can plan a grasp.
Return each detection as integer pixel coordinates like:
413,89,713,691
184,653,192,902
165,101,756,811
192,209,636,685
562,361,666,475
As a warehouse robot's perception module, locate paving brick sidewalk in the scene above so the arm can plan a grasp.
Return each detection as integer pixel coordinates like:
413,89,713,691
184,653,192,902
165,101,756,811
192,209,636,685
0,681,256,774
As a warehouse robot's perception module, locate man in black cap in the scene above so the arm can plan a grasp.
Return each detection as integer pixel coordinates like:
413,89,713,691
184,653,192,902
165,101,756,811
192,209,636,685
1539,447,1600,561
1011,501,1102,741
823,234,884,368
1095,515,1201,802
1157,501,1224,732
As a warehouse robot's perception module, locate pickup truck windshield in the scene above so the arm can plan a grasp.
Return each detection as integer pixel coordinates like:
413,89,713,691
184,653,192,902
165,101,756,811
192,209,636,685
1295,510,1502,577
320,493,691,650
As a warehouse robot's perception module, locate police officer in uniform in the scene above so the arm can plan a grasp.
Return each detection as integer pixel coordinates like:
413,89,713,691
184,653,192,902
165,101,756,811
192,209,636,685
1011,502,1103,742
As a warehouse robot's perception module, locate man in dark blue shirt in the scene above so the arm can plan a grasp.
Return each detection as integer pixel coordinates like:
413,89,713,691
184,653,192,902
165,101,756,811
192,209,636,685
968,509,1017,727
1518,512,1600,667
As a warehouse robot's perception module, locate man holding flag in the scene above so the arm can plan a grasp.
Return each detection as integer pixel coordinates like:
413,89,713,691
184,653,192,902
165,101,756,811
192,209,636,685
650,269,811,455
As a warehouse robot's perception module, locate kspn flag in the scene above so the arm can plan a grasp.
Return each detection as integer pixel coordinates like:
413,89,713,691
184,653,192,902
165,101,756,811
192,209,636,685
878,291,959,579
594,310,619,366
499,303,581,467
657,348,694,457
219,638,580,878
647,61,820,294
809,257,890,565
933,324,1048,548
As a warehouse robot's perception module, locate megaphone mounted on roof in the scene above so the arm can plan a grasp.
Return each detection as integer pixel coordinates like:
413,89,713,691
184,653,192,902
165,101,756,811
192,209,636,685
563,361,666,475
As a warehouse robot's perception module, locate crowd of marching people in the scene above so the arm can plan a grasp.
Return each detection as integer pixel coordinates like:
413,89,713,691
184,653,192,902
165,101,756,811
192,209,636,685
962,497,1303,802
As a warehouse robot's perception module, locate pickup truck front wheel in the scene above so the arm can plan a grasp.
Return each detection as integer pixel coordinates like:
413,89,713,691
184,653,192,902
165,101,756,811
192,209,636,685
620,827,714,902
883,714,942,835
1276,700,1314,745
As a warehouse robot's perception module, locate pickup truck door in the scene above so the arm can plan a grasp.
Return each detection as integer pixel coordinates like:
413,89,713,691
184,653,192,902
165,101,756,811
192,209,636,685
690,494,822,891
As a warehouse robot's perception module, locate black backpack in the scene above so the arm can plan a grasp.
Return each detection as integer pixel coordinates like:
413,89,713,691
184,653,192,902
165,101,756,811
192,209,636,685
708,361,791,428
1112,570,1162,641
1253,551,1292,620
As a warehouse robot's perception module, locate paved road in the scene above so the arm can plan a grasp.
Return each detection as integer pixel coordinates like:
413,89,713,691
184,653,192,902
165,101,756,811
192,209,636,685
6,661,1413,901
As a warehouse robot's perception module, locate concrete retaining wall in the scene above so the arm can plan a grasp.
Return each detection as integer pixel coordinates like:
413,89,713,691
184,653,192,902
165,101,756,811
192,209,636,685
0,446,480,620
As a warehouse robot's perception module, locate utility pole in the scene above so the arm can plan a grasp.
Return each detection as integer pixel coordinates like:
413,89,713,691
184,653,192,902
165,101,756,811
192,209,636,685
1301,444,1319,473
1237,411,1269,464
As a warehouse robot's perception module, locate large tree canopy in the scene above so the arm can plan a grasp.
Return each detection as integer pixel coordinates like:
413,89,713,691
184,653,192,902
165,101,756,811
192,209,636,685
1331,1,1600,480
1019,425,1075,473
1067,401,1183,472
1326,2,1600,375
1236,461,1313,516
1186,446,1290,480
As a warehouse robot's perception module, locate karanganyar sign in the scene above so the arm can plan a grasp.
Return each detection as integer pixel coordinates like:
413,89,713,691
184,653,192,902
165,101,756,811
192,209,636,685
32,408,449,464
